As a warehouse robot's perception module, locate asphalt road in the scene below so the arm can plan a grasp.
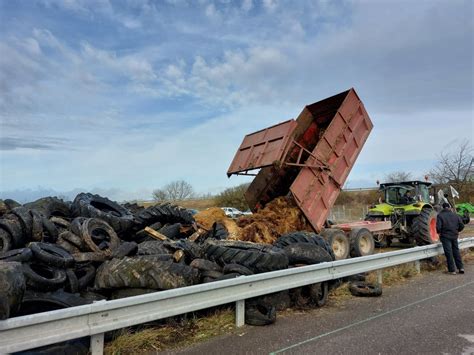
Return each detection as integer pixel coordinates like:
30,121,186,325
166,260,474,355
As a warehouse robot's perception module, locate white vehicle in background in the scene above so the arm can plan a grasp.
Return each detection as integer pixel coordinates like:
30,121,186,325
221,207,244,219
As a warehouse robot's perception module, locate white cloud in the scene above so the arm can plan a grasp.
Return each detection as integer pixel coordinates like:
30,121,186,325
242,0,253,12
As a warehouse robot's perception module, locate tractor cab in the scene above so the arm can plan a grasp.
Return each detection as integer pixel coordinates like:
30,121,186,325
366,180,438,246
380,181,431,206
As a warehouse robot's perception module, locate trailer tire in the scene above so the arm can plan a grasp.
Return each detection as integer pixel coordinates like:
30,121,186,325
349,281,382,297
320,229,350,260
349,228,375,257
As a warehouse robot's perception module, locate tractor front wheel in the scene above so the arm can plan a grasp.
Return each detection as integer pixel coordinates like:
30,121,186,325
412,209,439,245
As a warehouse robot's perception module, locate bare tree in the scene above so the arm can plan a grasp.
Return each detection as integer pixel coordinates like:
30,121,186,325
384,171,413,182
428,140,473,195
152,180,195,202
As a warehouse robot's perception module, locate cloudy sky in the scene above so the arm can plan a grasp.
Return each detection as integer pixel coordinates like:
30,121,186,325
0,0,472,202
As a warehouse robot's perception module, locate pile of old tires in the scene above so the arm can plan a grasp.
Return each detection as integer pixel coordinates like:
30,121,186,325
0,194,337,335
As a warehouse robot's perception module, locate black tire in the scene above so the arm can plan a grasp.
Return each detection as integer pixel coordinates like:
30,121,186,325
95,257,200,290
112,242,138,258
461,211,470,225
65,269,79,293
135,203,195,228
79,218,120,255
349,281,382,297
0,261,26,320
22,262,67,291
30,242,75,268
201,270,224,279
29,210,45,242
245,301,276,326
41,217,59,243
252,291,291,311
282,243,333,265
412,209,439,245
71,193,135,235
24,197,71,218
159,223,183,240
75,264,96,290
349,228,375,257
56,237,81,254
11,207,33,240
275,231,335,261
0,228,12,253
190,258,223,272
320,229,350,260
137,240,172,255
49,216,71,232
59,230,84,249
212,222,229,240
72,252,110,263
3,199,21,211
222,263,254,275
309,282,328,307
203,240,289,274
0,248,33,262
0,216,25,248
14,290,92,317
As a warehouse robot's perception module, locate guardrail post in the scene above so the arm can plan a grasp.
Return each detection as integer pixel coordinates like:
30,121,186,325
90,333,104,355
236,300,245,327
376,269,383,285
415,260,421,274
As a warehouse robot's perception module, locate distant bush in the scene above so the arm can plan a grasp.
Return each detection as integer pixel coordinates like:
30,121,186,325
215,183,250,211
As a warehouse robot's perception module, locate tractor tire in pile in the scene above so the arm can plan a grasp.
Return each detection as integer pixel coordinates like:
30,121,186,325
412,209,439,245
320,229,350,260
135,204,195,228
349,228,375,257
71,193,134,235
0,261,26,319
24,197,71,219
203,240,288,273
275,232,335,261
94,257,200,290
282,243,333,265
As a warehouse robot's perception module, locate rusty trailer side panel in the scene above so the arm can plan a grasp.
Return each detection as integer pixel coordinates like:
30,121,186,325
290,89,373,232
227,120,297,176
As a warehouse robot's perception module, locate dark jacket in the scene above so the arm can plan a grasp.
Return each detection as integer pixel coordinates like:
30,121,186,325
436,209,464,239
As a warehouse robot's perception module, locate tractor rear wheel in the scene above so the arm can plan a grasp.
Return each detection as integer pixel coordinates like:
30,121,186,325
412,209,439,245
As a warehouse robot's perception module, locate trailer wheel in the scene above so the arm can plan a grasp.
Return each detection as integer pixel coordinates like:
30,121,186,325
349,228,375,257
321,229,349,260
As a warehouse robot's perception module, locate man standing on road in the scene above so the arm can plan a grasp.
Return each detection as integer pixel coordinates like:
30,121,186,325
436,203,465,275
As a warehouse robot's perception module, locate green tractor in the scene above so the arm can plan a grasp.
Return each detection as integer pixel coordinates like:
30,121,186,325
455,202,473,224
365,181,438,247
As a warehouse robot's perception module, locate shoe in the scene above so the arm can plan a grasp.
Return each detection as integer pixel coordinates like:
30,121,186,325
459,269,465,274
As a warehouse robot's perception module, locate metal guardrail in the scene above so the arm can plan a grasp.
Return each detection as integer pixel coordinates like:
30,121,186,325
1,237,473,354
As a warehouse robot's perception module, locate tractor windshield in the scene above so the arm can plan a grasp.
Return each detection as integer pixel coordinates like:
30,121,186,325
418,184,430,203
384,186,415,205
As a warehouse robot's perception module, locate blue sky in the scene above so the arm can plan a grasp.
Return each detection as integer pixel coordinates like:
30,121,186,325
0,0,472,202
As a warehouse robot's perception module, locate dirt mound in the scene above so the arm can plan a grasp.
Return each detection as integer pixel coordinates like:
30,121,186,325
194,208,240,239
194,198,309,244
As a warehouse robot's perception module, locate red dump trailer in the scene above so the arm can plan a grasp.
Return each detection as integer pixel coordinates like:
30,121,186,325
228,88,387,259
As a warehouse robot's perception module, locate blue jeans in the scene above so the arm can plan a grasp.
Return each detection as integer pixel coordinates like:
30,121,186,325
440,237,463,272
